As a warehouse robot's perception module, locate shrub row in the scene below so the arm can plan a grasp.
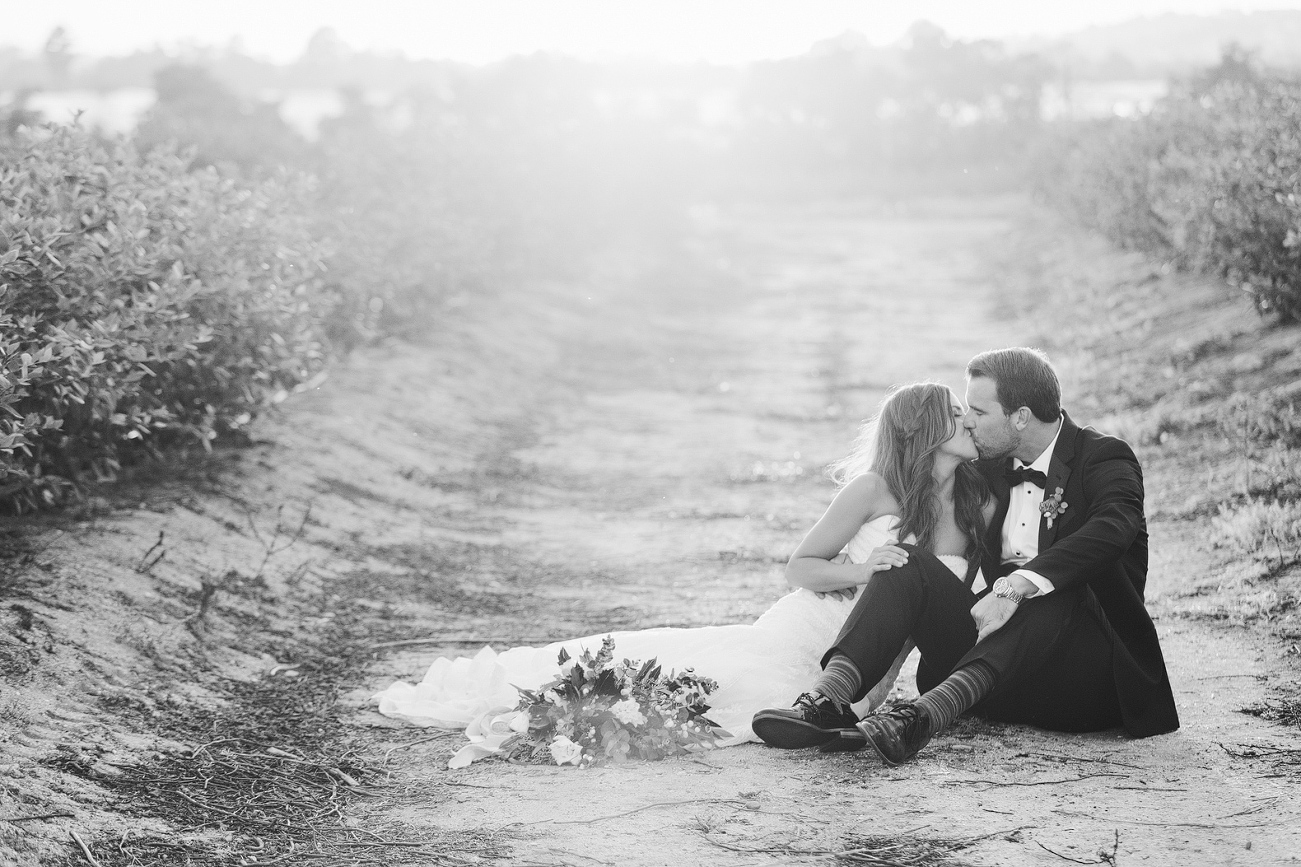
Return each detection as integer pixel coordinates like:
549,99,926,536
1036,68,1301,322
0,126,331,509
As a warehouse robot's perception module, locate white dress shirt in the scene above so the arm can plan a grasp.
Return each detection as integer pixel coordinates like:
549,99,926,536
1001,419,1063,596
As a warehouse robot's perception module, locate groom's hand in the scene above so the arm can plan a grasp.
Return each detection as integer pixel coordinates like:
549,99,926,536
971,595,1019,643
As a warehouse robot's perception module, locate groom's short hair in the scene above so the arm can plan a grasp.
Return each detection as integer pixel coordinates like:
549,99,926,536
966,347,1061,423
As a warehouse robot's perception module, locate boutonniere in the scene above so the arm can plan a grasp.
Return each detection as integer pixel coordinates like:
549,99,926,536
1040,487,1068,528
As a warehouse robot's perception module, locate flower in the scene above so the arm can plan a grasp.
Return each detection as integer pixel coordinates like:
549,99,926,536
1040,487,1069,528
611,699,647,726
548,735,583,766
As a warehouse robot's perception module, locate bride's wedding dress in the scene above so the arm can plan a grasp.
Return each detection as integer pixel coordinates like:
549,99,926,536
373,515,969,764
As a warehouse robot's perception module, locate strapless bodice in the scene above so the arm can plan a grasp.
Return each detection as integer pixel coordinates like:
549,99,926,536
843,514,903,563
843,514,967,581
843,512,967,580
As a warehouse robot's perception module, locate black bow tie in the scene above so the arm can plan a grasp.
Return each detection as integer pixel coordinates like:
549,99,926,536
1006,466,1047,489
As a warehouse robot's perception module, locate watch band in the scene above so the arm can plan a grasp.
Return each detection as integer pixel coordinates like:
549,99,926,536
992,577,1025,604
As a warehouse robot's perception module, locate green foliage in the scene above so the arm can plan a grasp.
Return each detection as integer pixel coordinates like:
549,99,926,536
1036,59,1301,321
0,125,330,508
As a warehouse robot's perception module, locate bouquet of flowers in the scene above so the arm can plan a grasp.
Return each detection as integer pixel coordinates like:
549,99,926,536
507,636,723,767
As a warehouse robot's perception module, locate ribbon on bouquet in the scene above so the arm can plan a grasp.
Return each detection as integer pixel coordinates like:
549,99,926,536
448,707,530,768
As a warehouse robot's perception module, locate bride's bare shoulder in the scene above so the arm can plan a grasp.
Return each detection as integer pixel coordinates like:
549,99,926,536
837,472,899,517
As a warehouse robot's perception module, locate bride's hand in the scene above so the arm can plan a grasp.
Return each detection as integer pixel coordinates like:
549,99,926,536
814,545,909,600
864,544,910,574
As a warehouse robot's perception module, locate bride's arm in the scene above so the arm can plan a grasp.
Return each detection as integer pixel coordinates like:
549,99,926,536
784,473,908,594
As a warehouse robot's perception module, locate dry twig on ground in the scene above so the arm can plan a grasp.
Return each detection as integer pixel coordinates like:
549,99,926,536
133,531,165,574
245,502,313,581
1035,829,1121,866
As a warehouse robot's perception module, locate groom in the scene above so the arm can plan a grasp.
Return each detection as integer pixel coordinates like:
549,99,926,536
753,347,1179,762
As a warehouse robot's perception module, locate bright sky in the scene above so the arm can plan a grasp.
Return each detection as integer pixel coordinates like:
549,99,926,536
6,0,1301,64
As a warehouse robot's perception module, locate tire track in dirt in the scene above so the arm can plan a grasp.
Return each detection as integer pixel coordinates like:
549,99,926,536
351,199,1301,866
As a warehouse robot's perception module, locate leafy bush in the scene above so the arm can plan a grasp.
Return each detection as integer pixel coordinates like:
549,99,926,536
0,125,330,508
1035,63,1301,321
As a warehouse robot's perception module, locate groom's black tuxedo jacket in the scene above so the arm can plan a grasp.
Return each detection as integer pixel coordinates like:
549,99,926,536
974,412,1180,738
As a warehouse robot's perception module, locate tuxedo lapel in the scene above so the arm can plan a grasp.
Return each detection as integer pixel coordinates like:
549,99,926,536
1038,413,1080,552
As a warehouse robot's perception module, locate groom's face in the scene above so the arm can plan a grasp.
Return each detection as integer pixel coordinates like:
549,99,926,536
963,376,1019,460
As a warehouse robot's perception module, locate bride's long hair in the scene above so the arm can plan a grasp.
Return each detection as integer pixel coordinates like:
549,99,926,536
830,383,989,560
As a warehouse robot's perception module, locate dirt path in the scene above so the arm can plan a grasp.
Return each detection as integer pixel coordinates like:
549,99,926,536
348,200,1301,866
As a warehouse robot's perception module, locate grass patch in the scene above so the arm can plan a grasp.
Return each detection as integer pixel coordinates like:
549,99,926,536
835,832,990,866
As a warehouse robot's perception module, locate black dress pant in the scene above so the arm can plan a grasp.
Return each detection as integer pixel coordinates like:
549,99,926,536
824,544,1122,733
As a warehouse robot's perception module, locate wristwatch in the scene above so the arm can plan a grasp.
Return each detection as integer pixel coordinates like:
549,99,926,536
992,577,1026,604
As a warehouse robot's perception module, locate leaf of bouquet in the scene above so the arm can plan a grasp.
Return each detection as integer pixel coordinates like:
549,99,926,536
634,658,661,684
556,647,570,665
594,635,615,669
593,668,620,696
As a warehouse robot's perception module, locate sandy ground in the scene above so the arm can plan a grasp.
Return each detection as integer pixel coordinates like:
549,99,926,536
349,200,1301,866
2,197,1298,866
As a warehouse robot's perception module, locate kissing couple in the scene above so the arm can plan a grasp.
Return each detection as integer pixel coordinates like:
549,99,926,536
751,345,1179,761
375,346,1178,766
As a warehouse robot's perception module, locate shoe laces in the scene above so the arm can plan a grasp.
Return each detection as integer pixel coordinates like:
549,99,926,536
895,704,931,738
794,691,827,710
797,691,848,712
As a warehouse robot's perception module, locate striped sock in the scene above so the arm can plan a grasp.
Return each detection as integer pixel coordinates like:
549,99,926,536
811,653,863,710
915,660,997,734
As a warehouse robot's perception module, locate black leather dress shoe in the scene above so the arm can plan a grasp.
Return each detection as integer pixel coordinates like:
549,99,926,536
854,703,934,765
751,692,859,749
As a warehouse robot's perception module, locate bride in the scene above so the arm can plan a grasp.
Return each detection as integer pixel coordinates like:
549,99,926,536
373,382,990,765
